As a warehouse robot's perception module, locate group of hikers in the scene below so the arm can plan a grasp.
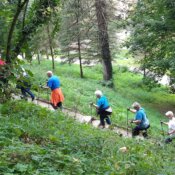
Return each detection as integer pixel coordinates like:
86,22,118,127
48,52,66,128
40,71,175,144
0,58,174,144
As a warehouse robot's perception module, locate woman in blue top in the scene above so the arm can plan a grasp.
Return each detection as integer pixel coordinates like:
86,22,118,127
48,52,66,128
91,90,112,128
128,102,150,137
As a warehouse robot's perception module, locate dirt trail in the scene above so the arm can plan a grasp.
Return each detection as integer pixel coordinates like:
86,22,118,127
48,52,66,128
13,95,132,138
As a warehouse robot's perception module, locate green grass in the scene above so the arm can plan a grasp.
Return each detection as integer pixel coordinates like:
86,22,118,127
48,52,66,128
0,100,175,174
23,60,175,137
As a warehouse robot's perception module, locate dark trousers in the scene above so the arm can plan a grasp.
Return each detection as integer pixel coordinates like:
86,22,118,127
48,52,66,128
98,110,112,126
132,124,150,137
21,87,35,100
51,102,62,110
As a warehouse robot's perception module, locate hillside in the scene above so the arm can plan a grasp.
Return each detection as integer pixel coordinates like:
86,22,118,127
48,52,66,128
0,100,175,174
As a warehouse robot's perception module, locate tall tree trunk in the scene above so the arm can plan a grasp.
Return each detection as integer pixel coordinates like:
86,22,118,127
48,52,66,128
95,0,113,81
47,24,55,70
77,35,83,78
37,51,40,65
46,49,49,60
6,0,28,63
76,0,83,78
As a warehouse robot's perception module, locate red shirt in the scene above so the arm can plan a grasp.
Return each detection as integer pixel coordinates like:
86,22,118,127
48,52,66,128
0,59,6,65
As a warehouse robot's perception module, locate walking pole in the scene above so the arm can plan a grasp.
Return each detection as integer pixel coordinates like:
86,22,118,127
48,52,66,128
47,88,50,109
127,109,129,135
160,121,165,139
37,83,41,105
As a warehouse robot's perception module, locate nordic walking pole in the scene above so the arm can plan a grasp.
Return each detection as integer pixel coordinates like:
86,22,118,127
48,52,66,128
37,83,41,105
47,88,50,108
160,121,165,138
127,109,129,135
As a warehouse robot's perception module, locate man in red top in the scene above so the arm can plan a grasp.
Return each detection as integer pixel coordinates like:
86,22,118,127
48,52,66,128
0,58,7,85
0,59,6,66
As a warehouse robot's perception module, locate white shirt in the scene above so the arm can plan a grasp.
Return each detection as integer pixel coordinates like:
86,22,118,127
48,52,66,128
168,118,175,135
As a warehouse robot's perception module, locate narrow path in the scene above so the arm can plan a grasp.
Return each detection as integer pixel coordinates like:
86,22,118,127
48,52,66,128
13,95,132,138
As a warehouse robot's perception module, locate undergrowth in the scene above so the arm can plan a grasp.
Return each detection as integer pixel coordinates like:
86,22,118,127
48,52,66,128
0,101,175,174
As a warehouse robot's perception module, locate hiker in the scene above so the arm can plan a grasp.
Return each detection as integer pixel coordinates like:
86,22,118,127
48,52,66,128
90,90,112,128
161,111,175,144
128,102,150,137
46,71,64,110
0,58,7,85
16,71,35,101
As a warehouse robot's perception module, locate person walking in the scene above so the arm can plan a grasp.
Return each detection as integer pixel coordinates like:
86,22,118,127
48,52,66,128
161,111,175,144
16,71,35,101
128,102,150,137
91,90,112,128
46,71,64,110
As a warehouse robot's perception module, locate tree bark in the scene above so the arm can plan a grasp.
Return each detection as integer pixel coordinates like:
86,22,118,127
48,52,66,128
37,51,40,65
6,0,28,63
76,0,83,78
77,35,83,78
47,24,55,70
95,0,113,81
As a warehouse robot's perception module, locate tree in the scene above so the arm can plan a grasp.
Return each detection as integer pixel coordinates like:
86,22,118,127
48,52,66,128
127,0,175,84
0,0,60,100
60,0,114,82
95,0,113,82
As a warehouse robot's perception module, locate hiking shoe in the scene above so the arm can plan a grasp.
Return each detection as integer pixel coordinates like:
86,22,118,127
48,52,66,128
142,132,148,138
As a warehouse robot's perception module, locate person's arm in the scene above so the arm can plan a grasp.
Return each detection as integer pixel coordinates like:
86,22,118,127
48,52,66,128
132,120,141,124
131,111,142,125
90,103,99,109
128,108,137,113
168,130,175,135
161,122,168,125
46,79,52,89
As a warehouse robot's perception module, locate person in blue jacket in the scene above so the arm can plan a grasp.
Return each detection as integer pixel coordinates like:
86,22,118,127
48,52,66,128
128,102,150,137
91,90,112,128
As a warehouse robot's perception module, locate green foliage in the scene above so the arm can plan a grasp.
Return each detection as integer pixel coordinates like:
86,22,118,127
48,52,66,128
0,100,175,174
127,0,175,80
0,101,174,175
0,0,61,100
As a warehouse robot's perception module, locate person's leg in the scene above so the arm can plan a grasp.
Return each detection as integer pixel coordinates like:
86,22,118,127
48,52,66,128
105,111,112,125
51,103,58,110
142,131,148,138
57,102,63,110
142,125,150,138
165,137,172,144
21,87,27,97
132,126,141,137
99,113,105,128
105,116,111,125
165,134,175,144
25,88,35,100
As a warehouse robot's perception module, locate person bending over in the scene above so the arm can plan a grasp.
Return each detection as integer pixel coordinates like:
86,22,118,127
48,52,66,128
161,111,175,144
128,102,150,137
91,90,112,128
46,71,64,110
16,71,35,101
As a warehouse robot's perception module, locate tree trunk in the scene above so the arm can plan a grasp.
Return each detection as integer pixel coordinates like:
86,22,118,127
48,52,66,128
37,51,40,65
76,0,83,78
77,35,83,78
46,49,49,60
95,0,113,81
6,0,28,63
47,24,55,70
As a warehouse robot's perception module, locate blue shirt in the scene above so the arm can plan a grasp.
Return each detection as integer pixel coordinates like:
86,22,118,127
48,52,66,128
135,108,149,128
47,75,60,90
97,96,109,110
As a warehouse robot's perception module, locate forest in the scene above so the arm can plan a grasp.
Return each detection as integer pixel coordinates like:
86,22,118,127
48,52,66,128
0,0,175,174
